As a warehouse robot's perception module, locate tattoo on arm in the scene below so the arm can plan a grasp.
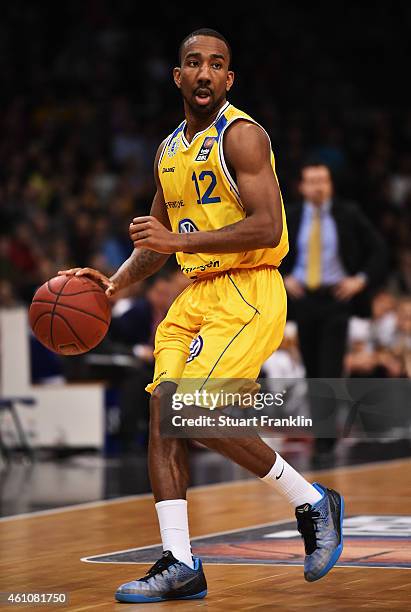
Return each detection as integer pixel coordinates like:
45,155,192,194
111,248,168,289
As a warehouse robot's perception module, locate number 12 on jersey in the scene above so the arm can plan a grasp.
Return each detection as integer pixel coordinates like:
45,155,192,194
192,171,221,204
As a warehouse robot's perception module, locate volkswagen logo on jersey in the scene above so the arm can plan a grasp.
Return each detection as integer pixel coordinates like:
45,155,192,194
167,136,180,158
186,335,203,363
178,218,199,233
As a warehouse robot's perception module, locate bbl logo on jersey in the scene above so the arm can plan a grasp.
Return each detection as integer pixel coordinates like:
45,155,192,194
178,218,199,233
195,137,217,162
167,136,180,158
186,335,203,363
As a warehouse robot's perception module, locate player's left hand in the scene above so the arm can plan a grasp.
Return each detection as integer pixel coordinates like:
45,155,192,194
129,216,181,253
333,275,366,301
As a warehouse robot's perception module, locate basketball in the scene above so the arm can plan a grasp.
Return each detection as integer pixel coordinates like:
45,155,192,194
29,275,111,355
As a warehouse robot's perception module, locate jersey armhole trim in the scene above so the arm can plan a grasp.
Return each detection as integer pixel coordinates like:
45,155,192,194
218,117,273,210
158,134,173,167
218,117,272,210
158,120,186,167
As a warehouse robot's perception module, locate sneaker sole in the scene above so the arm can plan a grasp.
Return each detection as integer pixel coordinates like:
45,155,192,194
115,589,207,603
306,492,345,582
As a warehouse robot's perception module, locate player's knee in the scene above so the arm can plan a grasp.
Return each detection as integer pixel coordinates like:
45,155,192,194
150,381,177,409
150,387,162,410
149,390,161,433
149,382,177,434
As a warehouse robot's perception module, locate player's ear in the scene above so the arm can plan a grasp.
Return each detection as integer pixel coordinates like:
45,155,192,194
173,67,181,89
226,70,234,92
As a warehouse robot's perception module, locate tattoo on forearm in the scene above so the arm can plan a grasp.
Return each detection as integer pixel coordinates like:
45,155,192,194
112,249,167,288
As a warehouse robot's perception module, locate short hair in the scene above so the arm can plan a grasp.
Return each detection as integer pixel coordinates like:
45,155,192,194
299,157,335,182
179,28,232,67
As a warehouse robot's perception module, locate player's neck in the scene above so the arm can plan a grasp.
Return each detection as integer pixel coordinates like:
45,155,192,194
183,100,226,143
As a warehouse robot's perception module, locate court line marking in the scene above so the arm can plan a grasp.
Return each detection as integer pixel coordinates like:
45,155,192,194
80,517,293,562
80,512,411,571
0,456,410,523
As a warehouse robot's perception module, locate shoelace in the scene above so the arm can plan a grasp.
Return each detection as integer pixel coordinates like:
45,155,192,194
296,508,321,555
140,554,175,582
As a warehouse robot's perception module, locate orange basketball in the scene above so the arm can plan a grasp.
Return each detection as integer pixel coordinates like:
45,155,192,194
29,275,111,355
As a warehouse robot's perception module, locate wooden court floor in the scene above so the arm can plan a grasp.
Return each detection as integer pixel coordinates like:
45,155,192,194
0,458,410,611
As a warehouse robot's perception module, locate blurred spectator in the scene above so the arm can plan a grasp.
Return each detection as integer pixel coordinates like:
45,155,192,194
262,322,310,421
8,223,39,276
390,248,411,295
112,119,145,167
263,322,305,379
369,290,397,347
68,212,95,267
0,279,20,308
345,295,411,378
110,271,174,347
393,299,411,377
90,159,117,204
0,237,15,283
389,155,411,208
282,160,387,462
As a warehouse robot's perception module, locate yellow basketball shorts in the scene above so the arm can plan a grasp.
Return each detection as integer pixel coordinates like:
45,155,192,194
146,265,287,401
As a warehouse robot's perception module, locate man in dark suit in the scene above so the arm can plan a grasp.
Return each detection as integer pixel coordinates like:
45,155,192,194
281,160,387,462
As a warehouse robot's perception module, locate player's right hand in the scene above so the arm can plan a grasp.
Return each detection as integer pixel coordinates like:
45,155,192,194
57,268,118,297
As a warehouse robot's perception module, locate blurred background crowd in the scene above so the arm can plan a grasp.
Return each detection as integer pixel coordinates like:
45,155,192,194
1,1,410,445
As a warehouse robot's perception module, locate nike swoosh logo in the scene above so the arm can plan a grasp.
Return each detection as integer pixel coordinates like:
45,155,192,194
164,575,201,597
275,464,285,480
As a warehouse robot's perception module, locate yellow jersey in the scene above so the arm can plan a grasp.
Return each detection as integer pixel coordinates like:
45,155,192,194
158,101,289,278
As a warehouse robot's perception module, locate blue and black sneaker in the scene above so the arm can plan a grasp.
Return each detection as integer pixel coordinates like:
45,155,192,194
295,482,344,582
115,550,207,603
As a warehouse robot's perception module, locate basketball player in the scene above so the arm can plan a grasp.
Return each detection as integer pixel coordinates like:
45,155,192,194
60,29,344,603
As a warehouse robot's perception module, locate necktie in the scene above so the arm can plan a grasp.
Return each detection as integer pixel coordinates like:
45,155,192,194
306,208,321,289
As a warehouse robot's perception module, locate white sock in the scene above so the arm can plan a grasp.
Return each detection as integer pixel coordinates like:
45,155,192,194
261,452,323,508
155,499,194,569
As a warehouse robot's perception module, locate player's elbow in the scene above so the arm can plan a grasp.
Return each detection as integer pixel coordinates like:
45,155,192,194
260,219,282,248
